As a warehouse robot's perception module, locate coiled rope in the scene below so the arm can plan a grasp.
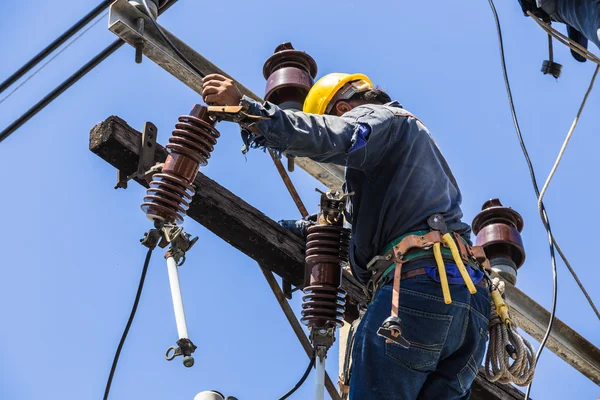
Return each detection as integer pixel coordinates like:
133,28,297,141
485,278,536,386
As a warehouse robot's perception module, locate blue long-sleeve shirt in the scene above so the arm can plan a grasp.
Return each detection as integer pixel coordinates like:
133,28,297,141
240,96,471,284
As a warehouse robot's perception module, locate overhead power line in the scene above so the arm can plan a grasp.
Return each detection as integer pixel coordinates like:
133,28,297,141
0,0,114,95
0,0,180,144
0,11,109,107
0,39,125,144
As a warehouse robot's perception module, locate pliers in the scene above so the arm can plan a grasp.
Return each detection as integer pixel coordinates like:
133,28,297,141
427,214,477,305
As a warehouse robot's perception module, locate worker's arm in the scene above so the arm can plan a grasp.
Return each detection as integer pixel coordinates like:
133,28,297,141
239,95,395,169
201,73,395,169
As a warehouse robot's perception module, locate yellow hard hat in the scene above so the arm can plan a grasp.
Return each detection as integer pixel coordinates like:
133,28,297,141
303,73,373,115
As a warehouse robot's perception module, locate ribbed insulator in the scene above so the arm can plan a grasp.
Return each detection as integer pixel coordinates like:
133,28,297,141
141,105,219,224
301,224,350,329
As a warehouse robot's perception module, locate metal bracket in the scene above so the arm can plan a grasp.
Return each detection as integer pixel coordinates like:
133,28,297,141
161,224,198,265
165,337,197,368
115,121,159,189
310,327,336,350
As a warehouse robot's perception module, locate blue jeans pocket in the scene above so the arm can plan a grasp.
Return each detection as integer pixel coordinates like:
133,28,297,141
457,314,490,393
384,305,452,371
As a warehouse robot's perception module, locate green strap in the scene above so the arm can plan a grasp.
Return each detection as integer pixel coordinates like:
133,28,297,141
381,229,453,260
377,229,477,284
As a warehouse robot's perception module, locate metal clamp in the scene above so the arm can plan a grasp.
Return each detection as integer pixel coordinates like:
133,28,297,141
165,337,197,368
115,121,160,189
377,316,410,348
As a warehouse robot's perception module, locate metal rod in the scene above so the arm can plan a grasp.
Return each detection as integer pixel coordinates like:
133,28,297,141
268,150,309,218
315,353,326,400
260,267,341,400
166,256,189,339
0,0,113,95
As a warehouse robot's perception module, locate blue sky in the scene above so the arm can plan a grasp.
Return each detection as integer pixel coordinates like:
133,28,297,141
0,1,598,399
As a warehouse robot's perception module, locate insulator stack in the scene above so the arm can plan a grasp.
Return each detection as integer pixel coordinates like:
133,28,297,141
141,105,220,224
301,191,352,333
301,225,350,328
263,42,318,111
471,199,526,285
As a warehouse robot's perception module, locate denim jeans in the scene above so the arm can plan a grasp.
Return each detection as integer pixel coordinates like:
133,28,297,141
349,273,491,399
544,0,600,49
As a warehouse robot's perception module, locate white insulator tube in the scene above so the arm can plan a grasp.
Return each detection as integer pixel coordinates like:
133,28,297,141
166,256,189,339
314,354,326,400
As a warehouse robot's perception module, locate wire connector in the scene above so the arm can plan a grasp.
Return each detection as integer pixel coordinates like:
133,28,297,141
165,337,197,367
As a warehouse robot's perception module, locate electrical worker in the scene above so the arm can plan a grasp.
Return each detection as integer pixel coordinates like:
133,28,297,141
201,72,491,399
518,0,600,62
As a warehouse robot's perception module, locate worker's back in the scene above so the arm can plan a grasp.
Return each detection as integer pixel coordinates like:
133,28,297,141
342,101,471,283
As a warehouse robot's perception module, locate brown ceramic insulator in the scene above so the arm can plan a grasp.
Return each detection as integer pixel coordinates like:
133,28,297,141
263,42,318,110
471,199,526,269
301,225,350,329
141,105,220,224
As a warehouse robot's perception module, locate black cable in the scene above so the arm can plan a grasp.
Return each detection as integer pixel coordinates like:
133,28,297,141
104,248,154,400
486,1,558,398
0,0,180,144
278,353,316,400
140,0,206,78
0,39,124,144
0,0,113,95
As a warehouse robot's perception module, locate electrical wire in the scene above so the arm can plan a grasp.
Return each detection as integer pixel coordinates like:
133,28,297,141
0,0,180,144
278,353,316,400
537,66,599,212
486,1,559,398
488,0,600,319
140,0,206,78
0,11,109,106
0,39,124,144
0,0,113,95
537,65,600,322
104,248,153,400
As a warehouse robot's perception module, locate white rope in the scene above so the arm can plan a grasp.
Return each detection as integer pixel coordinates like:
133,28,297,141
537,65,599,214
485,278,536,386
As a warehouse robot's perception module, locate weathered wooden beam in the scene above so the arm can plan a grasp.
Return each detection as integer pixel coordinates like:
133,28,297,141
89,116,525,400
471,369,528,400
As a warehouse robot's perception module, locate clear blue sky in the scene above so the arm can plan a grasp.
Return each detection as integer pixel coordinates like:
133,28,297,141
0,1,598,399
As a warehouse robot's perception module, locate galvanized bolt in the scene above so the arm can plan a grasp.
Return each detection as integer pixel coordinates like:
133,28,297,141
135,18,145,64
183,355,195,367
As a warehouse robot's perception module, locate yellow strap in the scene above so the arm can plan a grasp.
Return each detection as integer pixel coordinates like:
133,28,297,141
443,233,477,294
491,290,512,327
433,242,452,304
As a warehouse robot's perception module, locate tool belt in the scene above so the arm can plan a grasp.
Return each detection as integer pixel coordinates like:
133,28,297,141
365,229,491,301
340,217,492,397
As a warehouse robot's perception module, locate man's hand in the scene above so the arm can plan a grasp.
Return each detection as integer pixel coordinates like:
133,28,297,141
201,74,242,106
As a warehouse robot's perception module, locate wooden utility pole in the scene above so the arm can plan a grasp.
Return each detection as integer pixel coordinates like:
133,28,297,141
89,115,527,400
